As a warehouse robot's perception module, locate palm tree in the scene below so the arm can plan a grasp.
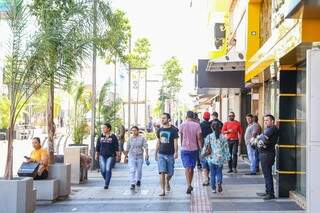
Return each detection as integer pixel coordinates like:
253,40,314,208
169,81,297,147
29,0,93,163
70,83,91,145
3,0,50,179
29,0,131,164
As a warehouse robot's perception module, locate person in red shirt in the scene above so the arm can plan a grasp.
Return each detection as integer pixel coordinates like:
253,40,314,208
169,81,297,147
222,112,243,173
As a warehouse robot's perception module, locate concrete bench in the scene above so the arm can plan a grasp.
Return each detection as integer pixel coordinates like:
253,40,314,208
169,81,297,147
31,188,37,212
33,179,59,201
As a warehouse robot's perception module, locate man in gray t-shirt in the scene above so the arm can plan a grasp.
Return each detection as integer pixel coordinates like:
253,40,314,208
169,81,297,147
245,114,261,175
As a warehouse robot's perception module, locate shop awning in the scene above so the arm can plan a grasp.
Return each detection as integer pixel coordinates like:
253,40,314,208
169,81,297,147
197,59,245,90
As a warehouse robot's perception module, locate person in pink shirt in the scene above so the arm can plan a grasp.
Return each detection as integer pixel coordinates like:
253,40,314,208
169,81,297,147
179,111,202,194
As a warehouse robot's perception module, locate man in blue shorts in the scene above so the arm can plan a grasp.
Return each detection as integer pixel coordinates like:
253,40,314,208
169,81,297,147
156,113,179,196
179,111,202,194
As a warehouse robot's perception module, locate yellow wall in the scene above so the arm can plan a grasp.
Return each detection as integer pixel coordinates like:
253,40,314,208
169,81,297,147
245,3,320,82
302,19,320,42
246,3,260,61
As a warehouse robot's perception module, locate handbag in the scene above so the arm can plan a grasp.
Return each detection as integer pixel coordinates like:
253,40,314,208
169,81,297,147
17,162,40,178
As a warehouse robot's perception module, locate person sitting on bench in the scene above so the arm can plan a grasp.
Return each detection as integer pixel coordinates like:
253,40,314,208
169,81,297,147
25,137,49,180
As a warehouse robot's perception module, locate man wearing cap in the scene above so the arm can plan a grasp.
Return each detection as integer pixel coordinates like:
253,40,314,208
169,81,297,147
200,112,212,186
222,112,243,173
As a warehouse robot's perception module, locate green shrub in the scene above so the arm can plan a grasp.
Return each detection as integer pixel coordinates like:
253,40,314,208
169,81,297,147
145,132,156,141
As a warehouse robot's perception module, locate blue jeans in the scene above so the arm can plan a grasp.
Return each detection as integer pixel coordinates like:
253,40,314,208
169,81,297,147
99,155,114,186
200,158,210,170
209,164,223,190
246,144,258,173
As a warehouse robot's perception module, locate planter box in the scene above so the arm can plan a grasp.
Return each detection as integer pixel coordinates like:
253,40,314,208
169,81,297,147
65,145,89,184
34,179,59,201
0,177,35,213
48,163,71,197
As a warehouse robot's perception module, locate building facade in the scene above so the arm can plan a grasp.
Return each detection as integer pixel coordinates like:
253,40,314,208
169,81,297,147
196,1,320,210
238,0,320,207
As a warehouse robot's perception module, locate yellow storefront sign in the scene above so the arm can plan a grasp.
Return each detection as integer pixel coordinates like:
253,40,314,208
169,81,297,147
245,19,302,82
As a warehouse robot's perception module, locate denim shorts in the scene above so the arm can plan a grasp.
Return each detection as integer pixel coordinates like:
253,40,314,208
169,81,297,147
158,154,175,176
181,150,199,169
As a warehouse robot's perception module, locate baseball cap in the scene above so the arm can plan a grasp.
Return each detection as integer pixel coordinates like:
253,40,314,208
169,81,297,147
203,112,210,120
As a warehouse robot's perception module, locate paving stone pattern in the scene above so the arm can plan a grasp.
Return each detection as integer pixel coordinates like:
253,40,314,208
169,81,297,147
36,143,305,213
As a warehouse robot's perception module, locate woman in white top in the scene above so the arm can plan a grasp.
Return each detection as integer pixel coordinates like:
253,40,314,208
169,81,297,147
125,126,149,190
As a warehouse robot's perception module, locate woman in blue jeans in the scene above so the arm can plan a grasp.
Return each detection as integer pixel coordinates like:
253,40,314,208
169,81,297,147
96,123,120,189
204,121,230,193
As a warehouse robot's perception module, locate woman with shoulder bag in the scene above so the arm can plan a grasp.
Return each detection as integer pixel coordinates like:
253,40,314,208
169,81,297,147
204,121,230,193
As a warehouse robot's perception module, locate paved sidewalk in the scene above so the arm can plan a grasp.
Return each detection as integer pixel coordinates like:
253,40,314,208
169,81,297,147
36,144,305,213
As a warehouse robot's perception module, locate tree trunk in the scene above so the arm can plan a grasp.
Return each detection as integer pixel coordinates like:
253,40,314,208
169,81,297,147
144,71,147,129
47,83,55,164
135,69,141,125
114,57,117,103
90,0,98,170
4,126,14,179
4,97,16,179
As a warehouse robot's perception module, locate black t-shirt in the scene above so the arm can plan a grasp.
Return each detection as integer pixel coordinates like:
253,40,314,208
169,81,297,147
212,118,223,129
259,125,279,154
200,120,212,141
96,133,119,157
156,126,179,155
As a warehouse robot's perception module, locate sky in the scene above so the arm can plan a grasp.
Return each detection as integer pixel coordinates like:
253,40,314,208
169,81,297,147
110,0,212,107
0,0,214,114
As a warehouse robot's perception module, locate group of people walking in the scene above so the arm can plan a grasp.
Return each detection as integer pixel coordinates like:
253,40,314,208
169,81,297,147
95,110,279,200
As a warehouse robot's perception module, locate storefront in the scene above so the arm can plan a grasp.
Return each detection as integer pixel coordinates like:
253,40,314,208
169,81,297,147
244,0,320,199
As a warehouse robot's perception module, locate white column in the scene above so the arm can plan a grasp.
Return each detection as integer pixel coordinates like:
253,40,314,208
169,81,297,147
306,49,320,213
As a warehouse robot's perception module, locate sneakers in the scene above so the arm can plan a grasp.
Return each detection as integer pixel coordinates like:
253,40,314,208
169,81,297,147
136,181,141,187
233,168,238,173
245,172,256,175
263,194,275,200
217,183,223,192
130,184,135,190
257,192,267,197
202,182,210,186
227,169,233,173
104,185,109,189
186,186,193,194
212,189,217,193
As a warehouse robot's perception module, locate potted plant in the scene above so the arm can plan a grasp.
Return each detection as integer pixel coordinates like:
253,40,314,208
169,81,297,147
64,83,91,184
69,82,91,146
